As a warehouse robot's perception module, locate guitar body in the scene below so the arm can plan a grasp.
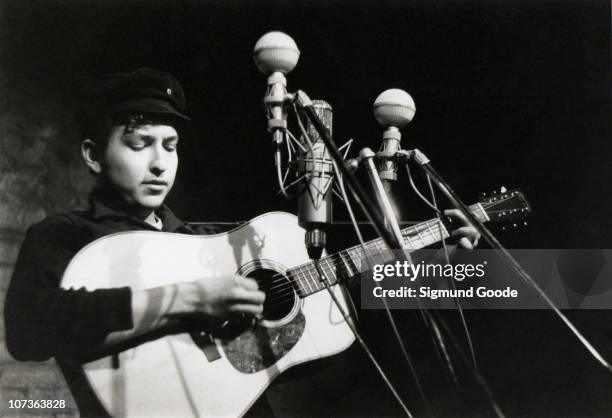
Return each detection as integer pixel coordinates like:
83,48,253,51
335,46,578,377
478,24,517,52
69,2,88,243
61,212,355,417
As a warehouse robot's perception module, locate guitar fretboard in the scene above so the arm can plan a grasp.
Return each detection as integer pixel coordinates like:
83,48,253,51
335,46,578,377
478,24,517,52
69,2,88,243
286,217,446,297
285,202,489,297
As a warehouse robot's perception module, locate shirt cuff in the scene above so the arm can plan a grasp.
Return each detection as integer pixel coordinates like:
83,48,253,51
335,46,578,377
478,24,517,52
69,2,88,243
95,287,134,332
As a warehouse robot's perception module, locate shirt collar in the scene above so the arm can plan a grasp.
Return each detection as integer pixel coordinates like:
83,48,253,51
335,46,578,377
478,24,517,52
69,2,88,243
88,188,187,232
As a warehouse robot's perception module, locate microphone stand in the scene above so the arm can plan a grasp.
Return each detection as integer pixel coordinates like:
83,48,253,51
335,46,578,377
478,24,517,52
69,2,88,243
401,148,612,371
292,90,406,253
294,91,435,417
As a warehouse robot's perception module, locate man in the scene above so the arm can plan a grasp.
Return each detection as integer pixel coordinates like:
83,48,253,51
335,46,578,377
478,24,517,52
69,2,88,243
4,67,479,417
4,68,267,416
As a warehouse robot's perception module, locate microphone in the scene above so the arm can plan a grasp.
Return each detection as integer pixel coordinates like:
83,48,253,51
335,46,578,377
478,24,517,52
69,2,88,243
253,31,300,147
296,100,334,260
373,89,416,184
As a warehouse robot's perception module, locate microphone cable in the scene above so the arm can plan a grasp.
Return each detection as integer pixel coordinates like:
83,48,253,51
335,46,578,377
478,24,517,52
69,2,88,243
403,161,479,371
290,109,425,416
404,161,504,417
329,154,435,418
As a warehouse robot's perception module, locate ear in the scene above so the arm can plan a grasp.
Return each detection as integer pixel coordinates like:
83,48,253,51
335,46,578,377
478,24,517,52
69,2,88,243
81,139,102,174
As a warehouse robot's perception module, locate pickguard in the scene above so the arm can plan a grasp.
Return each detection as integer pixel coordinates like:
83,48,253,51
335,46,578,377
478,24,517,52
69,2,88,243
221,312,305,373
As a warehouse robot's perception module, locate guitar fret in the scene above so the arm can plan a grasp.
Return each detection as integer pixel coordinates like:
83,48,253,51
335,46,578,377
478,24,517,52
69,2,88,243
416,229,425,248
319,260,330,286
300,258,337,291
305,265,316,293
436,219,449,241
302,265,314,294
338,251,354,278
347,247,360,272
405,235,415,249
372,245,382,264
419,221,431,246
312,265,322,290
323,258,336,285
376,245,385,263
294,265,307,296
308,267,319,292
425,221,437,246
369,242,380,264
318,260,328,286
438,219,449,241
315,265,323,289
404,231,414,250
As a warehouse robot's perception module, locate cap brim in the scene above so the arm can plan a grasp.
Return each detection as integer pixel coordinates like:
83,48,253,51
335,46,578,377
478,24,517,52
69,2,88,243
112,98,191,121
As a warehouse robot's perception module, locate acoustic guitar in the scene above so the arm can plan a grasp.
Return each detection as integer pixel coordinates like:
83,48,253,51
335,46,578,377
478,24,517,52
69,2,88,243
61,189,529,417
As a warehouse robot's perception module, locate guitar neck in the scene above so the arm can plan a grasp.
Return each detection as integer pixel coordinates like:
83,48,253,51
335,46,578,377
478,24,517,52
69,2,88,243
287,203,487,297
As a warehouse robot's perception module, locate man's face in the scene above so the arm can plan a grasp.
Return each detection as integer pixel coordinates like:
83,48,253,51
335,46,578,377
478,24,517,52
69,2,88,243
100,123,179,216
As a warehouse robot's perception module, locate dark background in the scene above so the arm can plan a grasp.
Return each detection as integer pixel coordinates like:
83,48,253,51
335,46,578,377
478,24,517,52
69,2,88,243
1,0,610,416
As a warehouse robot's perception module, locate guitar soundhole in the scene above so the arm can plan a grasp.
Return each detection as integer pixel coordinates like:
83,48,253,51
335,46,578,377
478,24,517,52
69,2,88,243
247,268,297,322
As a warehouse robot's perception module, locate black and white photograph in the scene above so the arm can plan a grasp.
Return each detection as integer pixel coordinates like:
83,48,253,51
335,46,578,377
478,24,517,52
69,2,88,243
0,0,610,417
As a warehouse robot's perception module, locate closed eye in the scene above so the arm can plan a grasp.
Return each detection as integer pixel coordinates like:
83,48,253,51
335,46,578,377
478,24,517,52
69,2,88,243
123,132,149,150
164,137,179,151
128,141,146,150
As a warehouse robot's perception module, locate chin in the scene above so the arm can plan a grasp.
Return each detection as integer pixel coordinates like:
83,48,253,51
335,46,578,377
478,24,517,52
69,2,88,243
137,196,167,211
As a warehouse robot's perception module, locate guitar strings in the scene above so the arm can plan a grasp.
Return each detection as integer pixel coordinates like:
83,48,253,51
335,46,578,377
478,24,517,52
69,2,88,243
263,230,451,306
254,198,516,307
262,235,432,304
262,221,483,304
263,215,447,294
262,214,471,299
262,196,512,295
263,231,438,306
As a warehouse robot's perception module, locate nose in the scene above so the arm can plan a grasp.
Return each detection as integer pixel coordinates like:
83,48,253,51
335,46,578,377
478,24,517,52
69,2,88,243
150,145,168,176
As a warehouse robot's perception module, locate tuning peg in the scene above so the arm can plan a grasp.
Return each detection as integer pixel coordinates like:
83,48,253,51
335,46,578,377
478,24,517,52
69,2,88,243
500,186,507,193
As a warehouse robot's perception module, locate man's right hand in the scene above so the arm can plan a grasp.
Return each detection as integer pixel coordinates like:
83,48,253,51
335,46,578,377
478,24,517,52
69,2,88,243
177,275,266,318
105,275,265,349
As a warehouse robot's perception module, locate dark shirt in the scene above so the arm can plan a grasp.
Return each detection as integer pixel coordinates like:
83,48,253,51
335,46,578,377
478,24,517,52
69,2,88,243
5,190,196,362
3,189,213,417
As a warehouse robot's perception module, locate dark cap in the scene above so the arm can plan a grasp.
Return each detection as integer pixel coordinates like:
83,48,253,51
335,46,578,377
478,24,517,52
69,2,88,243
97,67,190,121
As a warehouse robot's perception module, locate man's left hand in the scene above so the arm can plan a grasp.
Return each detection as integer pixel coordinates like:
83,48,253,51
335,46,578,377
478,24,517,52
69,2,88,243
444,209,481,250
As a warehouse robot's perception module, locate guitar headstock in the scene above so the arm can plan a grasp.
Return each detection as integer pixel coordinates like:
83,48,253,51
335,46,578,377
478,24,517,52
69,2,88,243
478,187,531,229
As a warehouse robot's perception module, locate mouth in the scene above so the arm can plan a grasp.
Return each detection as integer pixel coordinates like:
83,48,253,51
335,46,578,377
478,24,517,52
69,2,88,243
143,180,168,186
142,181,168,193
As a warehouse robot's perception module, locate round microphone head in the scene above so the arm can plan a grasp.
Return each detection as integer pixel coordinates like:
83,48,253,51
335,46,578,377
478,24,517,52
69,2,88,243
253,31,300,75
373,89,416,128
